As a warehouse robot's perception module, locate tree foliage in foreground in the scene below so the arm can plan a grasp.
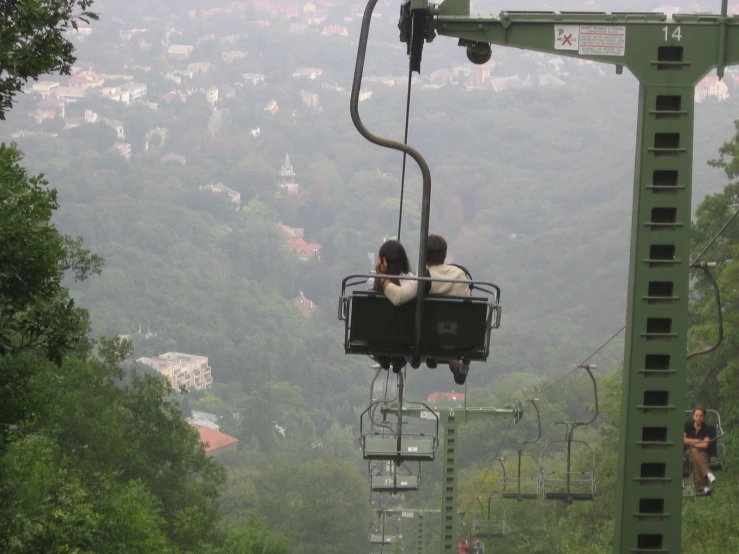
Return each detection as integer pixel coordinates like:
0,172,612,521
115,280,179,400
0,143,290,552
0,0,98,119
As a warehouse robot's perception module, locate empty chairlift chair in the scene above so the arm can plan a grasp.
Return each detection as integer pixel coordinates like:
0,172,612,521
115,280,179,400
539,424,596,502
368,509,402,546
369,460,421,493
471,518,506,540
539,365,598,502
360,377,440,462
473,491,507,539
500,399,542,501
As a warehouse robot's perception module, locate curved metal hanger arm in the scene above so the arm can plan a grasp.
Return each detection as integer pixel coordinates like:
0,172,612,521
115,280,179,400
351,0,432,368
572,364,599,430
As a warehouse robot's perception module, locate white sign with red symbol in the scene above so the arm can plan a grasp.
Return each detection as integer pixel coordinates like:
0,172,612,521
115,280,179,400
554,24,626,56
554,25,579,50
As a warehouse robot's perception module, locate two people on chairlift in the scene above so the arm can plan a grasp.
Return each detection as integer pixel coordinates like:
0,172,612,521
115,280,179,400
368,234,471,385
684,405,717,496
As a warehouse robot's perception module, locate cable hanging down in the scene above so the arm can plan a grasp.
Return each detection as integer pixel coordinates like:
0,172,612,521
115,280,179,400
397,67,414,242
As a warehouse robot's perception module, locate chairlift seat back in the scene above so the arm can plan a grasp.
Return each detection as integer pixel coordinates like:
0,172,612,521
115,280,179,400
369,534,394,544
472,520,506,538
370,473,420,492
346,291,492,361
362,433,436,461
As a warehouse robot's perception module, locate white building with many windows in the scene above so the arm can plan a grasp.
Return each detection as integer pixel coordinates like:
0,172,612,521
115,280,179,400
137,352,213,391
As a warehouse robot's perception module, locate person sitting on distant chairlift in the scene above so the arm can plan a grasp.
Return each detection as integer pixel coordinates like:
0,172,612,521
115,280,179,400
684,404,716,496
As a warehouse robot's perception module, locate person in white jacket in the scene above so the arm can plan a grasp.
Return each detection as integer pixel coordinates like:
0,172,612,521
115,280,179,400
375,234,471,384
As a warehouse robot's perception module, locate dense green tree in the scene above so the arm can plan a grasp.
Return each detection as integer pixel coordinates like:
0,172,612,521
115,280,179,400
254,460,370,554
0,0,97,118
0,144,102,365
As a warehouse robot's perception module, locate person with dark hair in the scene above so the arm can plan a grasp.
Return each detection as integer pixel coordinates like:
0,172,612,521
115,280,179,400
367,239,413,291
369,240,414,373
375,234,471,384
684,405,716,495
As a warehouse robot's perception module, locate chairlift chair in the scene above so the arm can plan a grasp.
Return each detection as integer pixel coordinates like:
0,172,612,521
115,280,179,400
500,450,541,501
539,424,596,502
339,276,501,369
682,408,726,498
471,518,506,539
369,460,421,492
500,399,542,501
359,376,440,462
369,534,399,545
539,365,598,502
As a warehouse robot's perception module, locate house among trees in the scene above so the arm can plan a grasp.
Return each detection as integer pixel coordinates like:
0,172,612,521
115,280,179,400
190,425,239,455
101,82,148,105
112,142,132,160
695,75,729,103
199,182,241,205
321,25,348,36
427,391,466,405
137,352,213,391
277,222,320,260
68,70,106,88
264,99,279,114
167,44,194,61
300,90,321,110
160,152,187,165
276,223,304,239
286,236,321,260
292,291,320,317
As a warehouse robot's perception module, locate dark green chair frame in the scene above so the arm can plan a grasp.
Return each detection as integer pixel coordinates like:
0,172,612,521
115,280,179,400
472,518,506,539
369,460,421,492
360,397,440,462
338,274,501,365
539,437,596,502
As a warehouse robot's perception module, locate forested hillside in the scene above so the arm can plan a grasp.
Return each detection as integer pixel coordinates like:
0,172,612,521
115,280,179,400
2,0,739,552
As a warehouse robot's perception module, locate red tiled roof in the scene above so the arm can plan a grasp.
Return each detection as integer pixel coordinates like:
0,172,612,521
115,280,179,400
427,392,466,403
287,237,321,257
192,424,238,452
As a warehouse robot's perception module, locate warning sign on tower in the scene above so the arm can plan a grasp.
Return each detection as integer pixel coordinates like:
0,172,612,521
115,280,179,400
554,24,626,56
579,25,626,56
554,25,579,51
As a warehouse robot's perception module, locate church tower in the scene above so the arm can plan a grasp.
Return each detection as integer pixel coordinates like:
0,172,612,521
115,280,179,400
278,154,299,195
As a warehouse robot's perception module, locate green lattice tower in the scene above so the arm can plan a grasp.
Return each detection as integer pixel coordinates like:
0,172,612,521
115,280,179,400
398,1,739,552
384,406,518,554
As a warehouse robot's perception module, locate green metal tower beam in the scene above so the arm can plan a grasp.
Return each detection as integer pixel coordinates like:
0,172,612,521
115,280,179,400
399,1,739,552
384,405,520,554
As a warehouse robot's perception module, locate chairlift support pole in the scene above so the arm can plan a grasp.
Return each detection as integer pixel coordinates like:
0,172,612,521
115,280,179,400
399,1,739,551
383,404,522,554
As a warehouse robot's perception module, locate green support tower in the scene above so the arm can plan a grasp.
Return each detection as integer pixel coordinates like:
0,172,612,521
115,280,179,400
383,405,520,554
392,0,739,552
